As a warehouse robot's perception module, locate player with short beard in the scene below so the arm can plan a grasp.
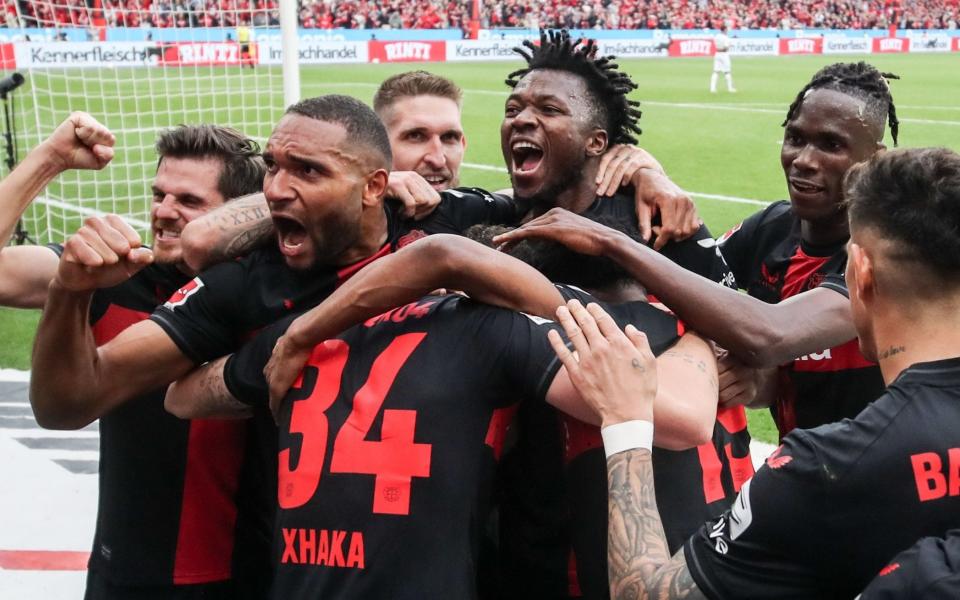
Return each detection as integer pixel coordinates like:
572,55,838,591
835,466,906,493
0,116,271,599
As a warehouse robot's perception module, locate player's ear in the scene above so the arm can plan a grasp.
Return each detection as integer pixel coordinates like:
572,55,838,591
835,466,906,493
363,168,389,207
585,129,607,158
848,242,875,304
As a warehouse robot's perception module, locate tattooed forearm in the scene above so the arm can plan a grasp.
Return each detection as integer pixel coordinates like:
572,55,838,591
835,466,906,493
662,350,718,389
167,358,251,419
222,219,275,258
607,449,707,600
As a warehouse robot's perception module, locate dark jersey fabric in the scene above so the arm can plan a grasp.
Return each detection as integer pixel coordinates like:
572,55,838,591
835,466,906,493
47,245,268,591
223,293,574,599
149,188,518,364
685,357,960,600
718,200,885,435
512,288,749,600
859,529,960,599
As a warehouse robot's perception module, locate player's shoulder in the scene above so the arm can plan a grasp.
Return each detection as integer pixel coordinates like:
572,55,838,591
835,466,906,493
860,530,960,599
441,186,510,204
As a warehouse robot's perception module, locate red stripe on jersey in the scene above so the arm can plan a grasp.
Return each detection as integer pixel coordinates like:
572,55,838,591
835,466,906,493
568,548,582,597
696,443,726,504
334,243,392,287
716,405,747,434
92,304,150,345
484,404,518,461
173,419,246,584
780,248,829,300
561,416,602,464
723,443,754,492
676,319,686,337
792,338,875,372
0,550,89,570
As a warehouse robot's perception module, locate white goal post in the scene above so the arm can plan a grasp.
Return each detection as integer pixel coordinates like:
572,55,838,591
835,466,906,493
6,0,300,244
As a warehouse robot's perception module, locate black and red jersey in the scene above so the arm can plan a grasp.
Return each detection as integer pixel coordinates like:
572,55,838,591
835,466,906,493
498,286,751,600
149,189,517,364
46,244,270,591
223,292,579,599
718,200,885,435
685,357,960,600
859,529,960,599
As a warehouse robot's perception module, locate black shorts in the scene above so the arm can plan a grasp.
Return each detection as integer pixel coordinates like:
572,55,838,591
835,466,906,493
84,570,237,600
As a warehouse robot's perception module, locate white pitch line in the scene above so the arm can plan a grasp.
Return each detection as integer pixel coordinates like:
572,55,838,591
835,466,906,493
0,369,29,383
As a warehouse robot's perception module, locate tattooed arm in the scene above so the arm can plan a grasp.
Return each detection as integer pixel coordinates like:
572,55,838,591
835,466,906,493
180,192,274,272
607,450,707,600
164,356,252,419
547,300,708,600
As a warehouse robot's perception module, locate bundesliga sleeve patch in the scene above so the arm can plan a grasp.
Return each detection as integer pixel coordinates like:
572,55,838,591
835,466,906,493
163,277,205,309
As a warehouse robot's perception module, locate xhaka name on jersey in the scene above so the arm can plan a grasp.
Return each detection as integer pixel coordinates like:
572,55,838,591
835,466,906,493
281,527,365,569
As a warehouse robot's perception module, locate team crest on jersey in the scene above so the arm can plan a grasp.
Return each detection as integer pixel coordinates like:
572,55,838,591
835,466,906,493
164,277,204,309
716,222,742,245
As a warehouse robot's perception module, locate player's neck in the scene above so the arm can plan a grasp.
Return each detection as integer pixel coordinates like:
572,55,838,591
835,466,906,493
335,205,388,267
551,166,602,215
871,299,960,385
800,214,850,247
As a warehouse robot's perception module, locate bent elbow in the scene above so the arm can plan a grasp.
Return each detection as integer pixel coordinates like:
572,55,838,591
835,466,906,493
32,404,95,431
164,385,195,420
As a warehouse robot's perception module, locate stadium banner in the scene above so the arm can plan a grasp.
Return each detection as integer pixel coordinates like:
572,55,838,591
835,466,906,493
13,41,157,68
822,36,872,54
259,40,367,65
729,38,778,56
905,33,951,53
596,39,668,58
0,43,14,69
778,37,823,55
368,40,445,63
159,42,254,66
955,37,960,52
872,37,910,53
668,38,714,57
445,40,522,62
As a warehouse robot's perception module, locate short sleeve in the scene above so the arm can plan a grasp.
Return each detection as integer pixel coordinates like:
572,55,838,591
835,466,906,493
858,530,960,600
149,260,247,364
683,431,829,599
223,315,295,407
658,223,736,287
819,273,849,298
420,188,521,233
716,202,785,288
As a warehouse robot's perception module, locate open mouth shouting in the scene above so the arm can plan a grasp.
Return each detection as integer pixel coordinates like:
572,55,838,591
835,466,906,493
510,139,545,178
273,215,309,260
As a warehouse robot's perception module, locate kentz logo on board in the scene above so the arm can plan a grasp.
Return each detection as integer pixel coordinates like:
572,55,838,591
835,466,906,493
161,42,245,66
779,38,822,55
873,37,909,53
669,39,713,57
368,41,445,63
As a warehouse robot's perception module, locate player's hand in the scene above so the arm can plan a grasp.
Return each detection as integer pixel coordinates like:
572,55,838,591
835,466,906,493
265,325,313,418
634,170,701,251
547,300,658,428
387,171,442,220
492,208,613,256
40,112,115,172
716,348,760,408
56,215,153,292
595,144,665,198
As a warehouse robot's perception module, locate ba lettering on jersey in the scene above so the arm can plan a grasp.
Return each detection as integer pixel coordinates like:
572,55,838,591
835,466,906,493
911,448,960,502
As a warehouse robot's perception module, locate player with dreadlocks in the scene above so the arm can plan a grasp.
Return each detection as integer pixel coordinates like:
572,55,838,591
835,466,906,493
493,29,748,600
499,61,898,443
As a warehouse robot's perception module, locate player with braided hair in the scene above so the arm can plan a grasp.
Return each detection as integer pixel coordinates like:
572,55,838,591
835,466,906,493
500,61,897,441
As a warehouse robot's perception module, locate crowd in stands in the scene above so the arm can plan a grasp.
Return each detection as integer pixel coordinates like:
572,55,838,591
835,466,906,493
6,0,960,29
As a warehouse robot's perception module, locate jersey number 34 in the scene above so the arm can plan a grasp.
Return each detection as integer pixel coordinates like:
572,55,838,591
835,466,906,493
279,333,433,516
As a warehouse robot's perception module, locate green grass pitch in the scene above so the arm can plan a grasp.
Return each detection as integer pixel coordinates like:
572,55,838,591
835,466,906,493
3,52,959,443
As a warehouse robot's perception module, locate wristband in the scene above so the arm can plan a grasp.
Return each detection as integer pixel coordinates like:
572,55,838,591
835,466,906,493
601,420,654,458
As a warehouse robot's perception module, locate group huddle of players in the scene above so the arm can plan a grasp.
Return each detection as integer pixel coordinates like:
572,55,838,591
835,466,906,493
2,28,959,600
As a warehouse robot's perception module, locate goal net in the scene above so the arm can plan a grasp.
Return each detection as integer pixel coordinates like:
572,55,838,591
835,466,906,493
7,1,289,244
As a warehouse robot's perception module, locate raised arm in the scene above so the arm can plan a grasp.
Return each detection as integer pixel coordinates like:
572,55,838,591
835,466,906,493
545,327,717,450
0,112,115,308
30,215,194,429
546,300,708,600
495,208,855,367
265,234,565,410
179,192,274,273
